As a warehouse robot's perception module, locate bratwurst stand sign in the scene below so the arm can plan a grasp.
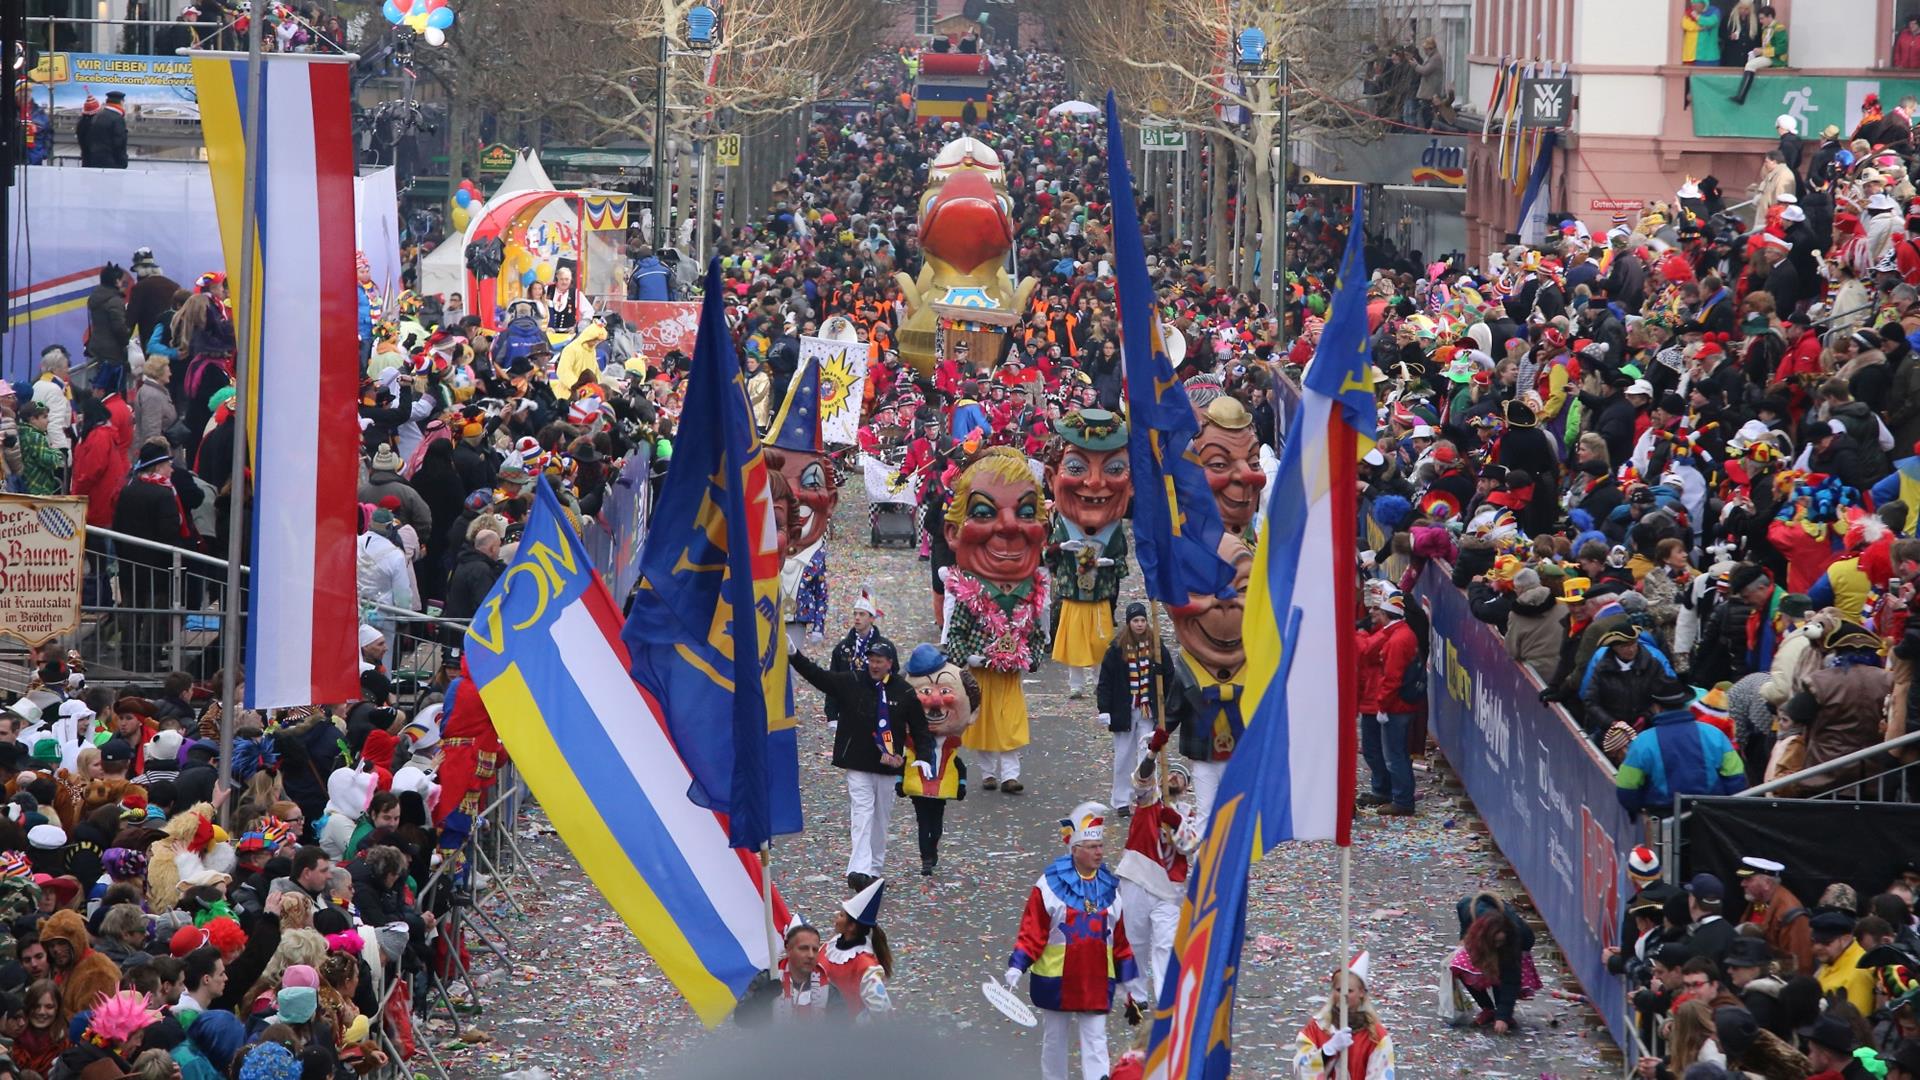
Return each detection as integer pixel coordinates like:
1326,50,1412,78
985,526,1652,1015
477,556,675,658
0,496,86,646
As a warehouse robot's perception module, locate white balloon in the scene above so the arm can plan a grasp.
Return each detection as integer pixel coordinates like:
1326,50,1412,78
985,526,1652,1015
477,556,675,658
423,26,445,45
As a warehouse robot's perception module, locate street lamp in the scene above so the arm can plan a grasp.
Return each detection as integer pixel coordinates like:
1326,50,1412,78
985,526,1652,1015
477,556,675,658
686,4,717,50
1236,28,1267,71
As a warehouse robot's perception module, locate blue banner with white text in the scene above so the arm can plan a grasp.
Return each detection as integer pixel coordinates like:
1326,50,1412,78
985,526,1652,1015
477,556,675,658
1416,562,1639,1056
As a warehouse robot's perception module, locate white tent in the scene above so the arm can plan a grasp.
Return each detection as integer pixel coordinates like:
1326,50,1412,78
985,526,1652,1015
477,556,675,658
419,236,466,301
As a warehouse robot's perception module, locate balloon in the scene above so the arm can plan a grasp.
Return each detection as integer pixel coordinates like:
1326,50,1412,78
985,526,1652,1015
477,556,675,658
520,269,536,287
449,205,470,231
425,6,453,29
534,262,555,284
423,25,445,45
381,0,405,24
453,188,471,208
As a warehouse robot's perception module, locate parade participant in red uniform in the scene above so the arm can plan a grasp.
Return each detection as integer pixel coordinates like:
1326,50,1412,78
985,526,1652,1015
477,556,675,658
1005,802,1147,1080
818,877,894,1020
1115,755,1194,1001
1294,953,1397,1080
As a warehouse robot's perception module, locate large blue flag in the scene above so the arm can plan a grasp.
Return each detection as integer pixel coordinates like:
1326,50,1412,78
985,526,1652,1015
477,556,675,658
623,260,800,850
1107,91,1235,602
1144,198,1372,1080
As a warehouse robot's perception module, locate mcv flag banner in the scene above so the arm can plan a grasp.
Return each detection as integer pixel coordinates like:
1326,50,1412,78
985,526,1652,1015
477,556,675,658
465,479,788,1025
191,52,361,709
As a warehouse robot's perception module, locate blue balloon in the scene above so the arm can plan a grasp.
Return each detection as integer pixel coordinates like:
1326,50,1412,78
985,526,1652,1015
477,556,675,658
521,269,536,286
454,188,472,208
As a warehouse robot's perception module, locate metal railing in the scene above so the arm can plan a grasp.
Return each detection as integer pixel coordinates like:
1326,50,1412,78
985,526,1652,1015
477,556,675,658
1735,729,1920,802
2,526,466,699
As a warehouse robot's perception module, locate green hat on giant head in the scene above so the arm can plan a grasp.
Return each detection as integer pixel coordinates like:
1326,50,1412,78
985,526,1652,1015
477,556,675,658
1057,408,1128,452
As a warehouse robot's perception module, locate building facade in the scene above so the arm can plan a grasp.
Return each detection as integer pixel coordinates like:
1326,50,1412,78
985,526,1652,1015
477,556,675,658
1463,0,1906,259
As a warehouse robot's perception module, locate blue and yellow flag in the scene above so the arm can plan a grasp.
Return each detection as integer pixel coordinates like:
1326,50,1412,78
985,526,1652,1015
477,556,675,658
466,479,790,1025
1145,199,1372,1080
1107,92,1234,602
622,260,799,850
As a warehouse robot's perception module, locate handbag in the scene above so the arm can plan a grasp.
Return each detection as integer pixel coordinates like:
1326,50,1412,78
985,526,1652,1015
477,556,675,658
1436,947,1473,1025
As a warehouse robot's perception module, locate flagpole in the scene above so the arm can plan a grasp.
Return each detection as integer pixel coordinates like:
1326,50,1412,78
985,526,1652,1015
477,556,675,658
1146,599,1171,802
760,842,779,979
1336,844,1352,1080
216,0,266,827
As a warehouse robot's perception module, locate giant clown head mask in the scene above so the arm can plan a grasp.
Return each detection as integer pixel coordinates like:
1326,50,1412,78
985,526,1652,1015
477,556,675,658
944,447,1047,586
1169,533,1254,680
1047,408,1132,534
902,644,980,740
767,356,840,551
1191,395,1266,535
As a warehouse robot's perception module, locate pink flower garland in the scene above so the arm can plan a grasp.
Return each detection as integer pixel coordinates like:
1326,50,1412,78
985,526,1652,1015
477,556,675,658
947,571,1050,672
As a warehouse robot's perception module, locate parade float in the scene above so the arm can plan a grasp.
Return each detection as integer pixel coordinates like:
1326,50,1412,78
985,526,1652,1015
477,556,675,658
894,137,1038,377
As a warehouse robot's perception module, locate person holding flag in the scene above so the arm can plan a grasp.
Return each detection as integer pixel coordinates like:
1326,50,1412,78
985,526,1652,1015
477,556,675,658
1130,81,1367,1079
1293,954,1397,1080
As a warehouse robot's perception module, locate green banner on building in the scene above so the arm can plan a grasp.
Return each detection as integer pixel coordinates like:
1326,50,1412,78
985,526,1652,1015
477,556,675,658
1691,73,1920,139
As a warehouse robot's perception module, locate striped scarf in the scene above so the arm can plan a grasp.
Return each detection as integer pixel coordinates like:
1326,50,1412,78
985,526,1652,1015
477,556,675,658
1125,641,1153,710
871,679,895,757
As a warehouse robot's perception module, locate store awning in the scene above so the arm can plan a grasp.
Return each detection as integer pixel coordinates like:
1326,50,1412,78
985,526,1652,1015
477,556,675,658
1377,184,1468,211
543,146,653,170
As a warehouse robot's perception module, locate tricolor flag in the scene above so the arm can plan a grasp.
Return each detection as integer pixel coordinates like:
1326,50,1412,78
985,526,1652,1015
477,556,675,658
191,52,361,709
464,479,789,1026
1106,91,1235,604
623,260,800,851
1143,196,1369,1080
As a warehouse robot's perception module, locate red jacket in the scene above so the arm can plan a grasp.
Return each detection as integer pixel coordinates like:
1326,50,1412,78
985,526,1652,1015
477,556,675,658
1357,618,1419,713
71,426,131,527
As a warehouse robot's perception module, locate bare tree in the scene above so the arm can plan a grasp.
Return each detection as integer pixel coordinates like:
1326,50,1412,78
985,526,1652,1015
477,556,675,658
1035,0,1376,300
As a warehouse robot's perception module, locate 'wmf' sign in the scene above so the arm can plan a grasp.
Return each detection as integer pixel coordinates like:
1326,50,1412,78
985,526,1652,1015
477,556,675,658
1520,76,1572,128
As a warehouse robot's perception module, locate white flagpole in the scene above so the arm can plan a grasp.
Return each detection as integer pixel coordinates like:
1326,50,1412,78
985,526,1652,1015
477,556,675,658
1336,844,1353,1080
760,841,780,978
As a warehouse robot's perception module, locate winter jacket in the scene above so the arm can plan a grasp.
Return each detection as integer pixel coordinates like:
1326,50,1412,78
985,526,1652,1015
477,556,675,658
1095,639,1174,732
1466,580,1515,633
41,910,121,1016
1579,638,1677,735
1358,618,1421,714
630,256,672,301
1808,432,1876,495
442,546,504,622
1615,707,1748,816
788,648,931,774
552,323,607,395
85,283,131,367
1586,392,1640,468
1786,659,1892,782
1829,400,1891,476
132,376,177,454
70,427,130,527
357,467,432,534
1505,587,1569,671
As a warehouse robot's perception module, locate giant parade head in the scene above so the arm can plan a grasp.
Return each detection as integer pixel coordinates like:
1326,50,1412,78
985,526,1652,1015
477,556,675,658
903,643,980,740
1186,384,1267,536
1047,408,1132,534
1169,533,1254,681
944,446,1047,586
766,356,840,554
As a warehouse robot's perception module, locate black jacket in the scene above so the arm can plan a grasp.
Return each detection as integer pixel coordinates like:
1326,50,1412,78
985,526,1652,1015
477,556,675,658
443,546,504,622
789,649,931,774
1809,432,1875,493
451,440,498,494
824,628,884,726
1094,639,1174,732
1455,896,1536,1022
1586,392,1640,468
1579,645,1669,737
1467,579,1515,633
1683,915,1738,967
85,283,131,366
79,106,128,168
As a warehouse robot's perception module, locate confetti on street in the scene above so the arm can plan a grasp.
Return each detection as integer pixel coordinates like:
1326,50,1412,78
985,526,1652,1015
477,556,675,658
437,489,1622,1078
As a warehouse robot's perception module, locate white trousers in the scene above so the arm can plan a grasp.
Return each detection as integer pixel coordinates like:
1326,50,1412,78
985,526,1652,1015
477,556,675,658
1117,880,1180,1003
1110,718,1153,808
1189,759,1226,835
845,771,893,876
1039,1009,1108,1080
1742,53,1771,72
975,749,1022,782
1066,666,1091,693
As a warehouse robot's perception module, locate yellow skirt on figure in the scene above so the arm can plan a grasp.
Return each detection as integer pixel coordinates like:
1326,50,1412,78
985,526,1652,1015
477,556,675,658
1050,598,1112,667
962,668,1030,752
